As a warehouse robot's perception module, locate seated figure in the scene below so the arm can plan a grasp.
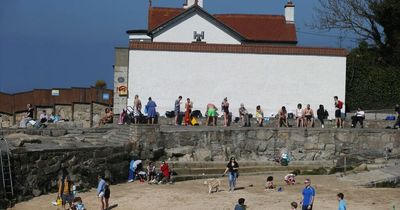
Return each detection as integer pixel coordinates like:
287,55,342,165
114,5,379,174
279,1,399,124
351,107,365,128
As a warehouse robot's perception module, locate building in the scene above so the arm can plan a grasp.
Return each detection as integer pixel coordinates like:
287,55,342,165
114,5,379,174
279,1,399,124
114,0,347,116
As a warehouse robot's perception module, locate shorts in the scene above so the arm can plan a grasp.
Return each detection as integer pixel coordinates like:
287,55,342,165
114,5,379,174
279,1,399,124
61,194,73,204
305,115,312,120
335,110,341,118
207,108,216,117
98,191,105,198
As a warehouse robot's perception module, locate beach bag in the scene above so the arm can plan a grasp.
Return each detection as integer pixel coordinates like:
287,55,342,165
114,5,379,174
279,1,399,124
56,197,62,205
191,117,199,126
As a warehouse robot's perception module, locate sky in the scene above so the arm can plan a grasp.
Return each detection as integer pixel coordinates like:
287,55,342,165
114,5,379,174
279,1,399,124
0,0,357,94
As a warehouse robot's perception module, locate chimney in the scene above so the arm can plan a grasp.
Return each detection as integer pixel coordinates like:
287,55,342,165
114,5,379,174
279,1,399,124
183,0,203,9
284,0,295,24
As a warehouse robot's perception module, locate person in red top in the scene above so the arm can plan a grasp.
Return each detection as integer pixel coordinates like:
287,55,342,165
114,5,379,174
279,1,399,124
160,161,171,184
184,98,192,126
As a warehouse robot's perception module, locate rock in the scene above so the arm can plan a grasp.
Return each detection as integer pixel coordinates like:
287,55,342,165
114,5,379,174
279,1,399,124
354,163,368,172
32,189,41,197
15,139,42,147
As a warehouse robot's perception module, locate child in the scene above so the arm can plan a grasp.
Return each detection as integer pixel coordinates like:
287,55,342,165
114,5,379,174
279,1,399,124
71,197,86,210
265,176,275,190
291,201,298,210
147,161,156,182
104,179,111,210
284,173,297,185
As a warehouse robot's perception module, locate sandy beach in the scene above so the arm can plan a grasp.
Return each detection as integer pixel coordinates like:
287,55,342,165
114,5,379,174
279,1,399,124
10,173,400,210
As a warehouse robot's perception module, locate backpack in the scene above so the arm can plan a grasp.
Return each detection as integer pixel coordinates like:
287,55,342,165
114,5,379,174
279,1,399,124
337,100,343,109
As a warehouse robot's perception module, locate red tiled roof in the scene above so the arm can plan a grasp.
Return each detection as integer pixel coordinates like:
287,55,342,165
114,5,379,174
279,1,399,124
147,7,297,43
214,14,297,43
130,42,348,57
148,7,184,31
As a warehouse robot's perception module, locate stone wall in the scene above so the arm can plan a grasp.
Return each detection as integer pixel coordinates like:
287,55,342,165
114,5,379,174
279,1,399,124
72,104,91,128
11,146,129,201
128,126,400,164
0,113,13,128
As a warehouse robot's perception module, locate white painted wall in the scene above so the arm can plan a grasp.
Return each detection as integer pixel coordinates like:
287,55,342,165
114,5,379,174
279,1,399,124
153,13,241,45
128,50,346,119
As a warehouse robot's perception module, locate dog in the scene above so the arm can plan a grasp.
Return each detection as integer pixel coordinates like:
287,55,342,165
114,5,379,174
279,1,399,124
203,178,221,194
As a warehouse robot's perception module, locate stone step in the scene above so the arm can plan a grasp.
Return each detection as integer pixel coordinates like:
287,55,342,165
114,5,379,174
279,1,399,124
173,171,283,182
168,161,333,169
171,165,328,176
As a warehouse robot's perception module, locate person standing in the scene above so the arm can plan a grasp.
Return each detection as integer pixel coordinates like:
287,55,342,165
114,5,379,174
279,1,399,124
96,175,106,210
221,97,230,126
317,105,326,128
133,95,142,124
174,96,182,125
104,178,111,210
19,103,34,128
334,96,344,128
337,192,347,210
184,98,192,126
58,170,73,210
301,178,315,210
239,103,250,127
206,103,217,126
393,104,400,129
223,157,239,192
146,97,157,124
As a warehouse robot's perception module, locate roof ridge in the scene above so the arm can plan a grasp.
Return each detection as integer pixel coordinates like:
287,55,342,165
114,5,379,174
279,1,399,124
149,7,185,10
214,14,284,18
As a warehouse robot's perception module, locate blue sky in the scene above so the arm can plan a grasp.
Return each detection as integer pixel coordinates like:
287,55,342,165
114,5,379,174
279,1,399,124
0,0,356,93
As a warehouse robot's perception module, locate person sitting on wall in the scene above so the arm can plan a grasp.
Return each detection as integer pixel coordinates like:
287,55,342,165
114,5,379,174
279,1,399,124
98,108,113,127
19,103,34,128
255,105,264,127
39,110,49,123
295,103,304,128
304,104,315,128
48,111,61,123
351,107,365,128
278,106,289,127
239,103,250,127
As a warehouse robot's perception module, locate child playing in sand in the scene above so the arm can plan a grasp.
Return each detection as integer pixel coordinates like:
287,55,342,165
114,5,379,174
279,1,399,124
71,197,86,210
284,173,297,185
265,176,275,190
291,201,298,210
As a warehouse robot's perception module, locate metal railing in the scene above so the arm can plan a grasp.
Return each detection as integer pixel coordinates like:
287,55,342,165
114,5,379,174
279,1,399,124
0,137,14,200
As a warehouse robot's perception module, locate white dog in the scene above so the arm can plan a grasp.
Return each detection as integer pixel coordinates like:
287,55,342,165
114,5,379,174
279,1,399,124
204,178,221,194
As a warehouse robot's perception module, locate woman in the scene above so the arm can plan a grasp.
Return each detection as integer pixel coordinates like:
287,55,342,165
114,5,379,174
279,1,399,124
133,95,142,124
184,98,192,126
295,103,304,128
222,97,230,126
19,104,34,128
255,105,264,127
317,104,326,128
98,108,113,127
145,97,157,124
96,175,106,210
278,106,288,127
223,157,239,192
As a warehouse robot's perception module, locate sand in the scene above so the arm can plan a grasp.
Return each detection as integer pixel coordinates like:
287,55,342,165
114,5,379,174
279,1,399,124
10,173,400,210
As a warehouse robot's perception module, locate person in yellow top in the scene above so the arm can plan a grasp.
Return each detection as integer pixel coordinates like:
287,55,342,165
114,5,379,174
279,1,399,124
58,171,73,210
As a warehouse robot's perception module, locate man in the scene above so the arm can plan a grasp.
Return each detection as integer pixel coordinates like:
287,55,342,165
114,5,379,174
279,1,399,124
234,198,246,210
174,96,182,125
206,103,217,126
239,103,250,127
334,96,344,128
58,170,73,210
337,192,347,210
394,104,400,129
19,104,34,128
301,178,315,210
351,107,365,128
97,175,106,210
304,104,314,128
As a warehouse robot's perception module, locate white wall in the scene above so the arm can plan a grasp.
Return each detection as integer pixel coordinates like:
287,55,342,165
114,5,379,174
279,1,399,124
153,13,241,45
128,50,346,118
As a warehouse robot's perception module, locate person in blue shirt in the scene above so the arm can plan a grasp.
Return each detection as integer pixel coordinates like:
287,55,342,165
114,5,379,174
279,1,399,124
301,178,315,210
97,175,106,210
337,192,347,210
